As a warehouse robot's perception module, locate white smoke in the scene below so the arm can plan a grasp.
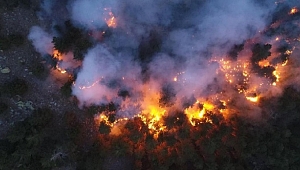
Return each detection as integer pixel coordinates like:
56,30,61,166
28,26,53,55
71,0,119,28
29,0,300,119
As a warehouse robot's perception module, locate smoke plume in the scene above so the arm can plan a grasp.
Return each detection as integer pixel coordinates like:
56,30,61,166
29,0,300,121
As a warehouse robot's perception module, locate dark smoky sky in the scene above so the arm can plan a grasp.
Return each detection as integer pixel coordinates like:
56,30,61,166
29,0,300,119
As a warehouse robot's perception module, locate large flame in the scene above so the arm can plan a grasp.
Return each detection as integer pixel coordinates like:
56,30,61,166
185,101,215,126
42,3,299,138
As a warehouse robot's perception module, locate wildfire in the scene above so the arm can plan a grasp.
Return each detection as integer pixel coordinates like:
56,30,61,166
246,96,259,103
282,60,288,66
258,59,270,67
94,92,168,138
52,50,67,74
76,79,102,90
273,70,280,83
96,114,129,127
185,101,214,126
104,8,117,28
44,2,298,139
289,7,298,15
77,43,292,136
216,58,251,86
140,90,167,134
285,50,293,55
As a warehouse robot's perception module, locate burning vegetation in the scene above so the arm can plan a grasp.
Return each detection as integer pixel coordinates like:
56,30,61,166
2,0,299,169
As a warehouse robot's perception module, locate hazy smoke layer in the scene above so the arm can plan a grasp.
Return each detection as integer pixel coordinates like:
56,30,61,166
29,0,300,119
28,26,53,55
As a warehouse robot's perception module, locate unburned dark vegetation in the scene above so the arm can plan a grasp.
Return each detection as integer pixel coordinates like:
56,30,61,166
0,2,300,170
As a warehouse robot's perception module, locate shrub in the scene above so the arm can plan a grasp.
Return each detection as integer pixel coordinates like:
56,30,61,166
0,0,32,10
60,78,74,97
7,33,24,47
0,102,8,113
31,62,48,80
99,121,111,134
0,33,24,51
0,36,11,51
1,78,28,96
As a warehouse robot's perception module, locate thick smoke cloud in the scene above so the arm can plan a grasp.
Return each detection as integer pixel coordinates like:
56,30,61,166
29,0,300,119
72,45,121,105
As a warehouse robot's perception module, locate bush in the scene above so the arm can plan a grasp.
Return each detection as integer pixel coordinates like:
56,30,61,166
4,0,19,9
1,78,28,96
7,33,24,47
0,36,11,51
4,107,55,169
0,0,32,10
99,121,111,134
0,33,24,51
60,78,74,97
29,107,54,128
31,62,48,80
0,102,8,113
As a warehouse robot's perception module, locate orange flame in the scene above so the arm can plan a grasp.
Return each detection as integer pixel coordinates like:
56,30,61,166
185,101,214,126
104,8,117,28
52,50,67,74
246,96,259,103
289,7,298,15
139,89,167,134
77,79,102,90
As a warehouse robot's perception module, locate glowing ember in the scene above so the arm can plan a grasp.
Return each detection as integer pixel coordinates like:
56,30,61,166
285,50,293,55
258,60,270,67
289,7,298,15
282,60,288,66
216,58,251,86
57,68,67,74
173,72,185,82
246,96,259,103
76,79,102,90
273,70,280,83
52,50,67,74
104,8,117,28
